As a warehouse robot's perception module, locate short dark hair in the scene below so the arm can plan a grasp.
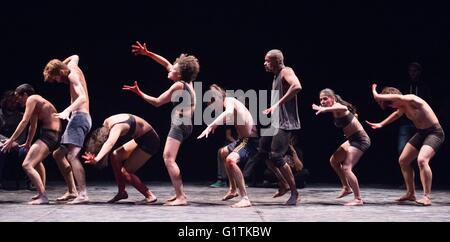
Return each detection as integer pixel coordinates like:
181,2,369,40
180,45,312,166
15,84,35,96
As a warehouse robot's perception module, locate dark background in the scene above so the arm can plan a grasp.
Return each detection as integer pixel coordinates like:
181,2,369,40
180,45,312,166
2,1,449,186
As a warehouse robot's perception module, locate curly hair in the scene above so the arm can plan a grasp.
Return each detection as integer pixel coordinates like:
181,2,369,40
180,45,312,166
174,54,200,82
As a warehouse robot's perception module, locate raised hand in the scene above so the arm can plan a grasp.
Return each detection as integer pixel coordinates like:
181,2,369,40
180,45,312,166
82,152,97,165
371,83,381,100
365,120,382,129
131,41,150,56
122,81,143,96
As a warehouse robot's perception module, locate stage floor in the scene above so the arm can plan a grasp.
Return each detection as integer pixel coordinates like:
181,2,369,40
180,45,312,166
1,182,450,222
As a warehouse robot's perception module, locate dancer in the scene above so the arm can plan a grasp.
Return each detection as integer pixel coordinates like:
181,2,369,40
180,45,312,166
312,88,370,206
43,55,92,204
252,49,301,205
198,84,258,208
123,41,199,205
83,114,160,204
366,84,444,206
1,84,61,204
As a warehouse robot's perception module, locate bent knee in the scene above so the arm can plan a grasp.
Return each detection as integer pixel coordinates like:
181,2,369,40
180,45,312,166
225,156,237,167
417,158,430,169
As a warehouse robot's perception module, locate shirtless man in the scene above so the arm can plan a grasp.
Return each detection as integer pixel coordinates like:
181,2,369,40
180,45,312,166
198,84,258,208
366,84,445,206
43,55,92,204
1,84,61,204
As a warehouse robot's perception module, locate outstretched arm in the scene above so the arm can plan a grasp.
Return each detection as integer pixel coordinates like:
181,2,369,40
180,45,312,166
131,41,173,72
198,100,234,139
312,103,348,115
122,81,182,107
372,83,412,103
365,109,404,129
83,127,121,164
1,97,37,152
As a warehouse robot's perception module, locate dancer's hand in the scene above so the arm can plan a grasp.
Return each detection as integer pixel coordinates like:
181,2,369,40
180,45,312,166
122,81,143,96
131,41,150,56
197,126,215,139
0,138,14,153
311,103,323,115
18,142,30,152
82,152,97,165
262,105,277,115
54,109,71,120
365,120,382,129
371,83,381,100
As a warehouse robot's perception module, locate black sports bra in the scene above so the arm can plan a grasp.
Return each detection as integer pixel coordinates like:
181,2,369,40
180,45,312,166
110,115,137,140
334,112,354,129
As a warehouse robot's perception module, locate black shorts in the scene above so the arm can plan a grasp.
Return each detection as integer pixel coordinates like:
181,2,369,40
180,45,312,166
134,129,160,156
347,130,371,153
408,124,445,152
39,128,61,152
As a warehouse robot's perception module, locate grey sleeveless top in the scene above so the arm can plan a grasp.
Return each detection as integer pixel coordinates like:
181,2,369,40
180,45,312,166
272,67,301,130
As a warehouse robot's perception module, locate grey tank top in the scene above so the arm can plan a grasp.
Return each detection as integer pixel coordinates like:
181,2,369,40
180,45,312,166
272,67,301,130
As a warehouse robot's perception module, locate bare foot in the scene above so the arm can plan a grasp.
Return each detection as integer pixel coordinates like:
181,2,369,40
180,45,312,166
164,196,187,206
31,193,40,200
336,188,353,199
231,197,252,208
396,194,416,202
28,195,49,205
135,196,158,205
107,191,128,203
285,192,299,206
272,187,289,198
344,199,364,206
415,196,432,206
166,195,176,202
67,195,89,204
56,192,78,202
222,191,239,201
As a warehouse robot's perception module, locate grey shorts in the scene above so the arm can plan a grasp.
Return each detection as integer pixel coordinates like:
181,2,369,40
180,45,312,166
168,123,192,142
61,112,92,147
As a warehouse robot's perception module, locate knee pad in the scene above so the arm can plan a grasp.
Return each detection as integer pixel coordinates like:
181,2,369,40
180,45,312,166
269,152,285,168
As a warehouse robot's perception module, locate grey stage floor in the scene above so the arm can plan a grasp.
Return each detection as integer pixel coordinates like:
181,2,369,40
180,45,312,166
1,182,450,222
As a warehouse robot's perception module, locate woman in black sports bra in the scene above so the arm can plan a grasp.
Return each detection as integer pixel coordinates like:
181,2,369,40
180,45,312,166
122,41,199,206
312,88,371,206
83,114,160,204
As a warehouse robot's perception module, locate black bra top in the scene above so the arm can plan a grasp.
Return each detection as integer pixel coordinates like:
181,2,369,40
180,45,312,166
110,114,137,140
334,112,354,129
